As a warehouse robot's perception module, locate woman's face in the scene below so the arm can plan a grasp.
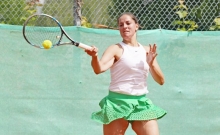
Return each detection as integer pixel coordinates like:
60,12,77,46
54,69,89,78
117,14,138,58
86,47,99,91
118,14,139,40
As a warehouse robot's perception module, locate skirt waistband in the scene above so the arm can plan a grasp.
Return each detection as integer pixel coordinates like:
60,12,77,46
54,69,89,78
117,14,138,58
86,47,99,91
108,91,146,99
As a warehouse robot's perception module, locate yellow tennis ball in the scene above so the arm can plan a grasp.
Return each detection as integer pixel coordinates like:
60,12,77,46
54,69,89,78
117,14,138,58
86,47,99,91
42,40,52,49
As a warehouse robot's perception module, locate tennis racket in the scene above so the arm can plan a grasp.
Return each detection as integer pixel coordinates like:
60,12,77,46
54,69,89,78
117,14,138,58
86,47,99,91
22,13,92,50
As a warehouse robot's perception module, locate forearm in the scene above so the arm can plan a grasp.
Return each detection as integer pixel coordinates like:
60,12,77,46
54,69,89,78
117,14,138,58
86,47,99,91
149,62,165,85
88,45,116,74
91,55,102,74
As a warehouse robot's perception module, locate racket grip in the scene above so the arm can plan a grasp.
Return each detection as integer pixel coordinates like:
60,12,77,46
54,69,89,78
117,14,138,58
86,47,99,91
78,43,92,50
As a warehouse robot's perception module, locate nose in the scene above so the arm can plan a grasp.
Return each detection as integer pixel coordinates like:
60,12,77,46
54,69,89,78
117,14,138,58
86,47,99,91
122,24,128,28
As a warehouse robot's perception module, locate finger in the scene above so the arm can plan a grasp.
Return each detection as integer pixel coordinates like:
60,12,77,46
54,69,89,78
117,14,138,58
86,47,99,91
152,44,157,52
85,48,91,52
94,47,98,52
153,53,158,59
149,44,152,51
90,46,97,53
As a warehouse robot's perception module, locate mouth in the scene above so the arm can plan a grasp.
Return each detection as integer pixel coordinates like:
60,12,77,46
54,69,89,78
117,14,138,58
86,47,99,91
124,31,129,33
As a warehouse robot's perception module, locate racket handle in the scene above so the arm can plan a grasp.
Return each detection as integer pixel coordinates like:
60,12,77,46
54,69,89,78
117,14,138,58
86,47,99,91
78,43,92,50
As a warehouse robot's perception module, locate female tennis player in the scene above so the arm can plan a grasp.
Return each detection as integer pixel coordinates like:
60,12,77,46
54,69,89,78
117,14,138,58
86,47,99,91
85,12,166,135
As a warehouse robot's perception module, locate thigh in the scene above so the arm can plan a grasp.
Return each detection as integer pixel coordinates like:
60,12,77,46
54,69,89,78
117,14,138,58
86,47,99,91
131,119,159,135
103,118,129,135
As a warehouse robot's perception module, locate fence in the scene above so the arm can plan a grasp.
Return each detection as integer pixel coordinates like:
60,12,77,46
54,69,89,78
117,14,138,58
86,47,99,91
0,0,219,31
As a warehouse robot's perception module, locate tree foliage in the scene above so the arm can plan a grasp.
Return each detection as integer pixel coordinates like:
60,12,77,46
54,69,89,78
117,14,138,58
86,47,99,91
0,0,26,25
172,0,198,31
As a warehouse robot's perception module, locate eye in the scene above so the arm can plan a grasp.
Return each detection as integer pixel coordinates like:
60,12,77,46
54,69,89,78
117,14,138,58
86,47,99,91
126,22,131,25
119,24,123,27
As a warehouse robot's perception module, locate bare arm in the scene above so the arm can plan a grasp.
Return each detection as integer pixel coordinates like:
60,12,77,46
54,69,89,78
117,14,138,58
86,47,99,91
149,58,165,85
85,45,119,74
144,44,165,85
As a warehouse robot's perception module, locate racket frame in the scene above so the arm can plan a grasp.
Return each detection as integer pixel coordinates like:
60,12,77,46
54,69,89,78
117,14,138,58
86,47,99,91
23,13,92,50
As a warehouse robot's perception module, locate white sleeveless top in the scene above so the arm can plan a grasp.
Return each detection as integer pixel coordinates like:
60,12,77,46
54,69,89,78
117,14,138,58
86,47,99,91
109,42,149,95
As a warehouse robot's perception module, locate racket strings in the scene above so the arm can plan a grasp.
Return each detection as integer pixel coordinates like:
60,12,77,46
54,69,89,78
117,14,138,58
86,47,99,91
24,15,62,48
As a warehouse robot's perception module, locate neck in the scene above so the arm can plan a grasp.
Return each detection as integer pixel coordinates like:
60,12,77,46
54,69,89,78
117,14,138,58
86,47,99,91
122,40,139,47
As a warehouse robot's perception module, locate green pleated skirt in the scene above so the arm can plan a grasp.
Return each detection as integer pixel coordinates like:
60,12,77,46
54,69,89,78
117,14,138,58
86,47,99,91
91,91,166,124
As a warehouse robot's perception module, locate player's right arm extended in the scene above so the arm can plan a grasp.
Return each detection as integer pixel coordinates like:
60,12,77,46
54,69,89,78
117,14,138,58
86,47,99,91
91,45,116,74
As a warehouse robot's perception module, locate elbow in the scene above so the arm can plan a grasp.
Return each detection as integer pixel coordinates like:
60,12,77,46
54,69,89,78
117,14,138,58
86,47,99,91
153,76,165,85
159,81,164,85
156,77,164,85
159,79,165,85
94,71,101,75
93,69,103,75
92,67,102,74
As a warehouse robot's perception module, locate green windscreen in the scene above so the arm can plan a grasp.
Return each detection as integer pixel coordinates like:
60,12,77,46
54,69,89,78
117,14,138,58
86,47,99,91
0,24,220,135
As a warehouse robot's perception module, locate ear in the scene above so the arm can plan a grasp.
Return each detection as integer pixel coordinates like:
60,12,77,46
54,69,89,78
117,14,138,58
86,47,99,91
135,24,139,31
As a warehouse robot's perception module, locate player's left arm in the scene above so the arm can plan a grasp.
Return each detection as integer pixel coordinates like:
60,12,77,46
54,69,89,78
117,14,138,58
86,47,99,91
144,45,165,85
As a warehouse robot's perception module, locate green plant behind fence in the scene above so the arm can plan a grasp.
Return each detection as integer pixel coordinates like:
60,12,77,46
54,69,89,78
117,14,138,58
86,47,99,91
0,0,220,31
172,0,198,31
0,0,26,25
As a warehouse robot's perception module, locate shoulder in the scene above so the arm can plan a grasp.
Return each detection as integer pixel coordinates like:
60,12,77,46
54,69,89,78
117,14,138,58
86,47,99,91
110,43,122,49
104,43,123,60
105,43,123,52
102,43,123,57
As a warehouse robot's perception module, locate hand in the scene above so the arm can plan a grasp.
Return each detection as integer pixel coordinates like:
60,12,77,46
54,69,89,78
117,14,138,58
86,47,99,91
147,44,158,66
85,46,98,57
